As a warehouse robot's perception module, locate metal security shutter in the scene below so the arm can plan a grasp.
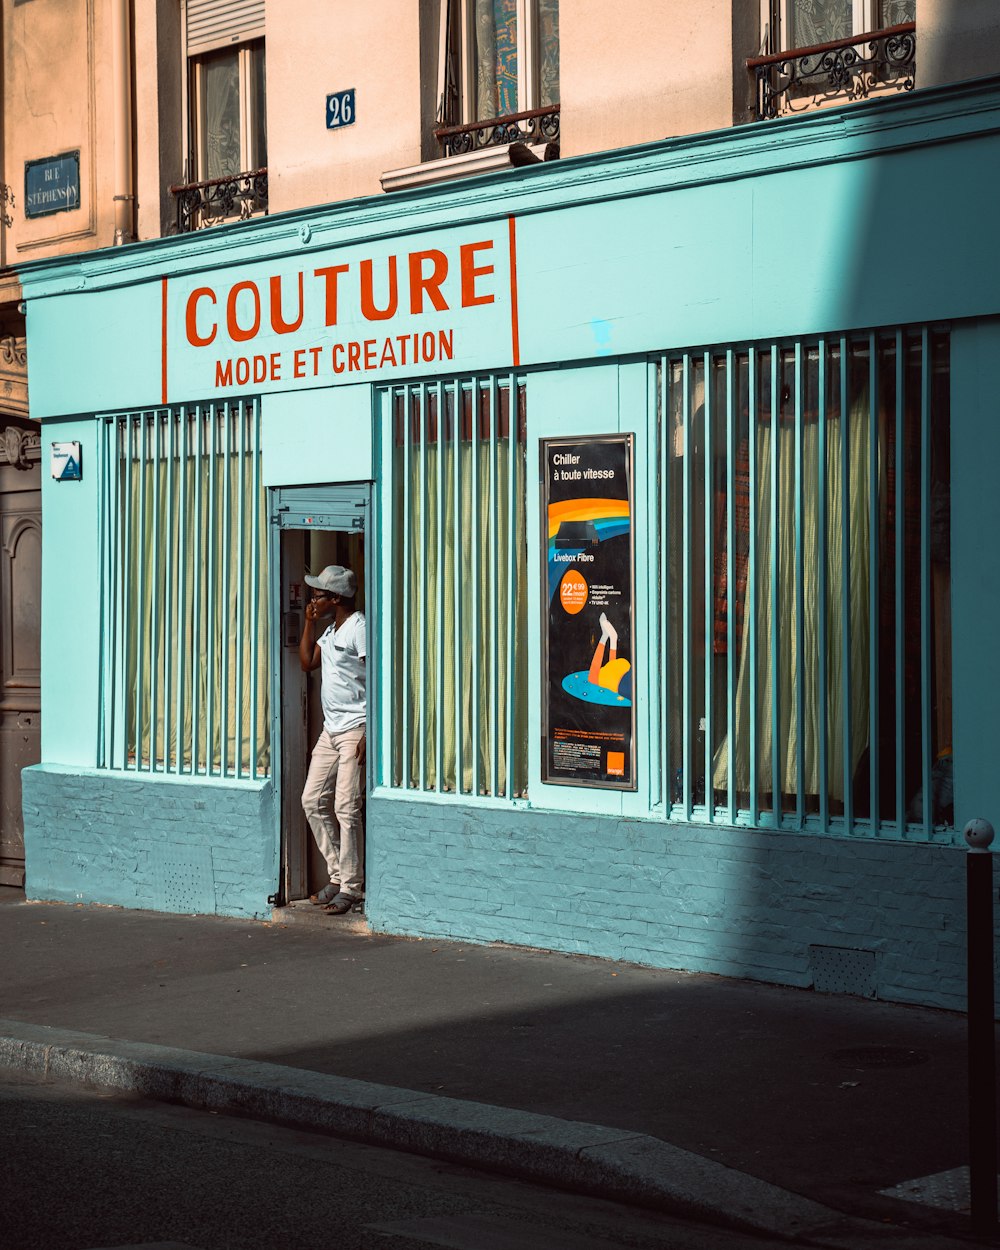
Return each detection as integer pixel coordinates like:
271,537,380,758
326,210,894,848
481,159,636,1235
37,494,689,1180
186,0,265,55
271,486,369,532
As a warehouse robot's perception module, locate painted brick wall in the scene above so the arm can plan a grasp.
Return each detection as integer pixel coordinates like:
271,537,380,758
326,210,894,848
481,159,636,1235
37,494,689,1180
366,795,979,1012
22,765,277,920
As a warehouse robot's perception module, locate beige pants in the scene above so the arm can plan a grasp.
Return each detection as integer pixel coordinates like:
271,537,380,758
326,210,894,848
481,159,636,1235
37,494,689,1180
301,725,365,897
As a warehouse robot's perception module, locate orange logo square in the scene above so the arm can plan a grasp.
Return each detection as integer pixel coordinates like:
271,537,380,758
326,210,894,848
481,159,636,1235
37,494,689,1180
607,751,625,777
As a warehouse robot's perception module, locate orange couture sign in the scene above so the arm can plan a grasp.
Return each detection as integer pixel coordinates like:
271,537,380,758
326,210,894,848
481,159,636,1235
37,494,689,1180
161,218,521,404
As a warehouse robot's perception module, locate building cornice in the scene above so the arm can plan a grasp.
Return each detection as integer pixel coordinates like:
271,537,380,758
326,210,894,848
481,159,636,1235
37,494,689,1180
15,73,1000,300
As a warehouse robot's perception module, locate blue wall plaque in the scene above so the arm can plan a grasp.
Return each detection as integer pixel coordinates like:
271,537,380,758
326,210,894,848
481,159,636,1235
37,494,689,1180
326,89,356,130
50,441,82,482
25,152,81,219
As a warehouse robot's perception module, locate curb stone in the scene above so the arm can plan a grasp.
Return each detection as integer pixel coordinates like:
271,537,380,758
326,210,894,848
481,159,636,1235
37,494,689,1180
0,1018,973,1248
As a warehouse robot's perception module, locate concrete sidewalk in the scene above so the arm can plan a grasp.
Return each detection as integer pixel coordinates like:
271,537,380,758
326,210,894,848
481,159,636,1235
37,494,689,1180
0,892,991,1246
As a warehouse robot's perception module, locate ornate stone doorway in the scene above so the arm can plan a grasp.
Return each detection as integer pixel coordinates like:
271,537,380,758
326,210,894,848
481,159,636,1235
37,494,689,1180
0,334,37,888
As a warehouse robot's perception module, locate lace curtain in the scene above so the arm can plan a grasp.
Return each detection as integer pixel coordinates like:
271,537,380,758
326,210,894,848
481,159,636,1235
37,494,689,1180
882,1,915,27
789,0,852,48
789,0,915,49
200,49,241,179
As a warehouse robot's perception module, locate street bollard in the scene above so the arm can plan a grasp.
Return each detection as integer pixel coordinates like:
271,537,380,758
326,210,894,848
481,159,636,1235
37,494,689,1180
965,817,998,1234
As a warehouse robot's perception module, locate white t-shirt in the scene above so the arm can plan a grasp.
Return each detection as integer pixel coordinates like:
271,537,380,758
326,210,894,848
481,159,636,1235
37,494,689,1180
317,612,366,734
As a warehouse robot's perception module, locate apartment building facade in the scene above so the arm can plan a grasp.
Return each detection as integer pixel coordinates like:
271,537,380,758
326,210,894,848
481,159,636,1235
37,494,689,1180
10,0,1000,1008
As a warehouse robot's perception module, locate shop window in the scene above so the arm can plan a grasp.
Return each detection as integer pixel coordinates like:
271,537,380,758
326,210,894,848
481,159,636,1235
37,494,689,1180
172,0,267,232
380,376,528,799
98,401,270,780
658,329,952,838
436,0,559,157
752,0,915,119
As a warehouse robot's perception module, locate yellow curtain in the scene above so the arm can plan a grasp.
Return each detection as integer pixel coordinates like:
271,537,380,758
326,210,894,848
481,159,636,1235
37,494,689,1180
396,431,528,796
713,394,871,800
122,413,269,776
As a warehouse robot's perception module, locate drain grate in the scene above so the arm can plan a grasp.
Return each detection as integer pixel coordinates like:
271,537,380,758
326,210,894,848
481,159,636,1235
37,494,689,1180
809,944,877,997
828,1045,930,1070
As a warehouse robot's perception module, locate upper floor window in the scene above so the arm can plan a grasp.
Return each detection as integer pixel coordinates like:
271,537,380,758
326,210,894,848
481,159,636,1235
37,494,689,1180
771,0,913,50
752,0,915,120
191,39,266,184
436,0,560,158
173,0,267,232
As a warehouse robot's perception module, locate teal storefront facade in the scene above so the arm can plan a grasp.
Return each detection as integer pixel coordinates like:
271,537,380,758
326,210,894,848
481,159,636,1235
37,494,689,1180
20,75,1000,1009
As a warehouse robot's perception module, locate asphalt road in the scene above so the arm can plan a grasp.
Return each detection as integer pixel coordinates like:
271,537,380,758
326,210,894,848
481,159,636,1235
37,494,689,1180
0,1070,810,1250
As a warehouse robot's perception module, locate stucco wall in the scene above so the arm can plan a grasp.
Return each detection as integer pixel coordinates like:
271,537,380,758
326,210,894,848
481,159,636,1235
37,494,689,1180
265,0,423,211
560,0,737,158
3,0,116,262
918,0,1000,89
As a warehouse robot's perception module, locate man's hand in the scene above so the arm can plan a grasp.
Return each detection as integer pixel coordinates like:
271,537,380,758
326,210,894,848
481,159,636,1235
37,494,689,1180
355,734,367,765
305,595,335,623
300,594,333,672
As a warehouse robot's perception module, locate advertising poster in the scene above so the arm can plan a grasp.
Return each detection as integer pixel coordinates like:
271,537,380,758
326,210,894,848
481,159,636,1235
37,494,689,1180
541,434,636,789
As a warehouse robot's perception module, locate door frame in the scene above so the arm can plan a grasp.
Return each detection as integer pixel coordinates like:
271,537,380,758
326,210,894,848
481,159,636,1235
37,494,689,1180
0,422,41,888
268,483,371,904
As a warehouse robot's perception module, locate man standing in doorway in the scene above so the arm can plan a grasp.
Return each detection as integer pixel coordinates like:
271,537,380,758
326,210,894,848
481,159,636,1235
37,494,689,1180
299,564,366,916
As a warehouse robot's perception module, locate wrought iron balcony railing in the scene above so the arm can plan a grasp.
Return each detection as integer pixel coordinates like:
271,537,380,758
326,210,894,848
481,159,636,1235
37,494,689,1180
170,168,268,234
748,22,915,121
435,104,560,159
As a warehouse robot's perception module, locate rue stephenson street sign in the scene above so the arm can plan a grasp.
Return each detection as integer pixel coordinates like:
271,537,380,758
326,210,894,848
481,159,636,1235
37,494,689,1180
25,151,80,219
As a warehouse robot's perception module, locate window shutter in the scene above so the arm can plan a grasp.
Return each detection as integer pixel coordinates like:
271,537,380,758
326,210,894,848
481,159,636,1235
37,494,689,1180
271,487,369,532
186,0,265,56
